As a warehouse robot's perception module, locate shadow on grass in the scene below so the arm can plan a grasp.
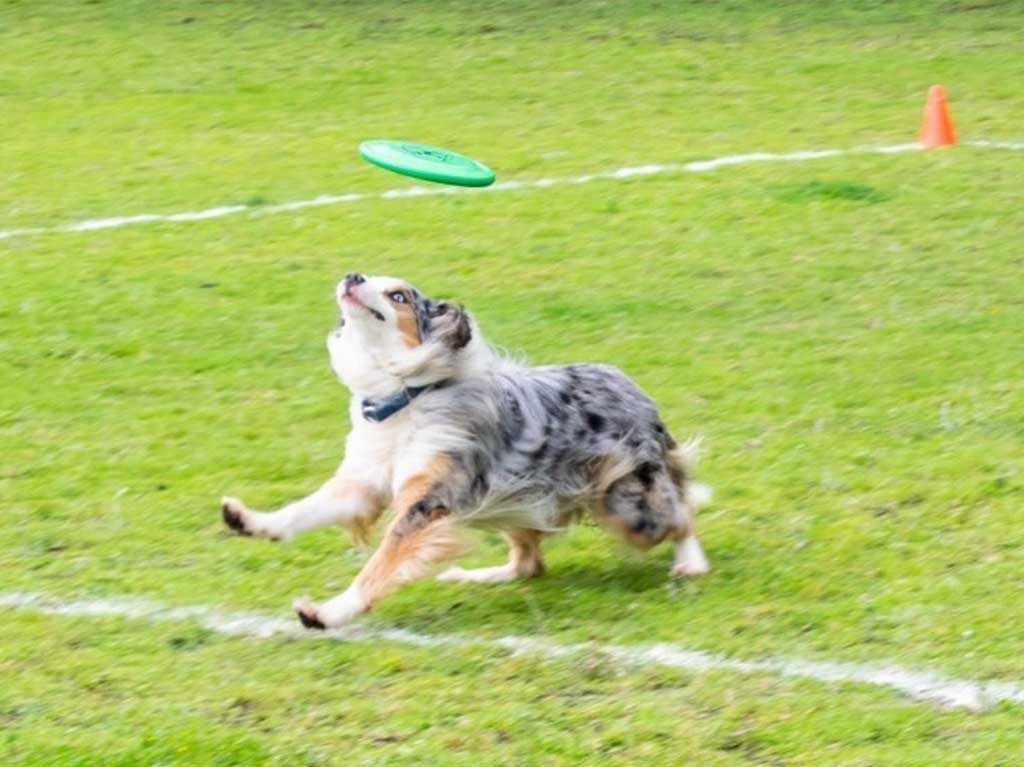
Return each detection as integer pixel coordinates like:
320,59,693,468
377,551,708,640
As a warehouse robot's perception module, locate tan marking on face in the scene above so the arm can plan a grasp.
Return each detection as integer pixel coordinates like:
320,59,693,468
394,301,421,348
379,285,421,348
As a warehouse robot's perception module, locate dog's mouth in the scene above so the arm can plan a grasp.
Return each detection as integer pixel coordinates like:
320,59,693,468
341,290,385,322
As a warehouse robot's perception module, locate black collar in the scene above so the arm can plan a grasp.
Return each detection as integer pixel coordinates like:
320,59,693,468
360,384,434,423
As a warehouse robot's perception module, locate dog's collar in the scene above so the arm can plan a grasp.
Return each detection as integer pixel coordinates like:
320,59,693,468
360,384,434,423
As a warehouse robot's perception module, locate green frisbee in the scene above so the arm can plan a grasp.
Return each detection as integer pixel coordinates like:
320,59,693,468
359,140,495,187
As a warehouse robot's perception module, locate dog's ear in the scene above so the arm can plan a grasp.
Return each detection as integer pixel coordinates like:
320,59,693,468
426,301,472,350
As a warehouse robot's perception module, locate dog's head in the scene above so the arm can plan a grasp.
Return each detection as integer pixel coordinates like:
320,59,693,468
328,273,483,395
336,273,471,351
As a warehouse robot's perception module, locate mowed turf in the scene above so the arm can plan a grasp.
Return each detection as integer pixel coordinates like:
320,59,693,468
2,1,1024,765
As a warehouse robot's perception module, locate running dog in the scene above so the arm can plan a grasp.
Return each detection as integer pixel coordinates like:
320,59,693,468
221,273,711,629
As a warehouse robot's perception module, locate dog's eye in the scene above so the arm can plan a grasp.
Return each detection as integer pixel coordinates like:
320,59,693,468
388,291,407,304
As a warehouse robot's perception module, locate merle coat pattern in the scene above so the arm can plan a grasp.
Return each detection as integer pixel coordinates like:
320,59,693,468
221,273,711,630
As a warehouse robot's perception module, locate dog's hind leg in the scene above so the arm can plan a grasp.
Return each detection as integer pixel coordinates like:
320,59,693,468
294,456,468,629
221,470,385,544
436,529,545,584
666,444,712,578
670,528,710,578
601,459,711,578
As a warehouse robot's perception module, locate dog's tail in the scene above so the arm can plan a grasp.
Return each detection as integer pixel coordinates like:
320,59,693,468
667,436,713,510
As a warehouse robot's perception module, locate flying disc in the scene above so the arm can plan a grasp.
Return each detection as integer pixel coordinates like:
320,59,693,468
359,140,495,187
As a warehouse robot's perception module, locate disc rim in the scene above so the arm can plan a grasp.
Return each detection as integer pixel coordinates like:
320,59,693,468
359,140,496,187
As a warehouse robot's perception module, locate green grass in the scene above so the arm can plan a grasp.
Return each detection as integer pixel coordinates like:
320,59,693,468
3,1,1024,764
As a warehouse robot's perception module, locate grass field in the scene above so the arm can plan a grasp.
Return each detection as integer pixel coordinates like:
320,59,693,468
3,1,1024,764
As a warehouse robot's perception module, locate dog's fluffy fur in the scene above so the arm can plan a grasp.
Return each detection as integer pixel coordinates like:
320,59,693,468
222,274,711,629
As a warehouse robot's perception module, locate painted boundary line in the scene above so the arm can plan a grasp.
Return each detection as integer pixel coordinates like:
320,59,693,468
3,591,1022,712
2,139,1020,242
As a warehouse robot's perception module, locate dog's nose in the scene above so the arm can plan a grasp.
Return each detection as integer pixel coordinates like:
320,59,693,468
344,273,366,289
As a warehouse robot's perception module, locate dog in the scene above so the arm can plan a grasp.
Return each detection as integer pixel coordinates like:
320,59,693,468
221,273,711,629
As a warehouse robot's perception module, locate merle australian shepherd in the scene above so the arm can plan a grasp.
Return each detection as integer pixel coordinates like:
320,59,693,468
222,273,711,629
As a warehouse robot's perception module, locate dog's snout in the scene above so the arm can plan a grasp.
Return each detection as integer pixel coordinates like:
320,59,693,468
344,273,366,289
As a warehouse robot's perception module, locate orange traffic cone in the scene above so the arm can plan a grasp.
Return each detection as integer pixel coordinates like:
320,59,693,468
920,85,956,148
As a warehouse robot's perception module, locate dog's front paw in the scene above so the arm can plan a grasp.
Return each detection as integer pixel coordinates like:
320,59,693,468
221,496,253,536
293,597,327,630
293,588,368,630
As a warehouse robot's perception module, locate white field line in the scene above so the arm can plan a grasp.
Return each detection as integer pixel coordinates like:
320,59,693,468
3,591,1022,712
1,139,1019,243
967,139,1024,151
0,141,943,242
